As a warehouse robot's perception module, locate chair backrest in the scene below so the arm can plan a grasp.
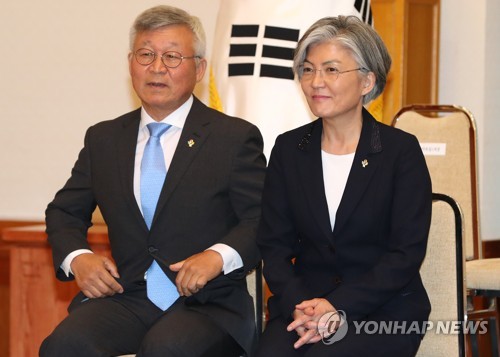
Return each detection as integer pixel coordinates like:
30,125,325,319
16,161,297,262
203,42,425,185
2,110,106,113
392,105,480,260
416,193,466,357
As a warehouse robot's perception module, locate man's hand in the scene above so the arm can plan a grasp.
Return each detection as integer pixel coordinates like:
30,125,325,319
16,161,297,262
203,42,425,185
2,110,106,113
169,250,223,296
287,298,336,349
71,253,124,298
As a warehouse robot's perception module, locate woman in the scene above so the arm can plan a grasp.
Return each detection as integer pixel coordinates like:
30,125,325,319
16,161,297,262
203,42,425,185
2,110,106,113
256,16,432,356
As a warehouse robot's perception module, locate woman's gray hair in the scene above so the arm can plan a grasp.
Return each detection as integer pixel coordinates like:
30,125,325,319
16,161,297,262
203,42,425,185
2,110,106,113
293,16,391,104
129,5,206,59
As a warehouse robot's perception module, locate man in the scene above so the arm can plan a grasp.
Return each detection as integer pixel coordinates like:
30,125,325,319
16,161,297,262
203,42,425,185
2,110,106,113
40,5,266,357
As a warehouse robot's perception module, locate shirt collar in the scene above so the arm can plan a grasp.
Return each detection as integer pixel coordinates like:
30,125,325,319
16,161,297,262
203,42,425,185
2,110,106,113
140,95,193,130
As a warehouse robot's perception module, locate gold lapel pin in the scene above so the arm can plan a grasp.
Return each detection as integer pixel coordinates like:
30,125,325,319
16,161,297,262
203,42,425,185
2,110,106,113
187,139,195,148
361,159,368,168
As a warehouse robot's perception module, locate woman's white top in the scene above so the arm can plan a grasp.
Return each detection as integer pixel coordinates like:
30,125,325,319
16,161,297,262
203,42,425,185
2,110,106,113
321,150,355,231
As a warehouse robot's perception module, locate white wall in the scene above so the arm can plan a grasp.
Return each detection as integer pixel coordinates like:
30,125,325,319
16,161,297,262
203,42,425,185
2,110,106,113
480,0,500,241
0,0,218,220
1,0,499,240
438,0,500,240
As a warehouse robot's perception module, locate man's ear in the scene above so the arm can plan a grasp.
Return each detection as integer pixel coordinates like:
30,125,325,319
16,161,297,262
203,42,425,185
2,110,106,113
196,58,207,82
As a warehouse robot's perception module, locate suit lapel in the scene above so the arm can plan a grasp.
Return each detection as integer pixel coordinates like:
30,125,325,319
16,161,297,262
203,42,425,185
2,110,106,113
333,109,382,236
116,108,148,230
296,120,335,241
153,98,211,224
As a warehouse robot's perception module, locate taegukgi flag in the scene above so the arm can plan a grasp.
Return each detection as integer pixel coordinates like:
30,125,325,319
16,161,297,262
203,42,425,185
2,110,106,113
209,0,373,157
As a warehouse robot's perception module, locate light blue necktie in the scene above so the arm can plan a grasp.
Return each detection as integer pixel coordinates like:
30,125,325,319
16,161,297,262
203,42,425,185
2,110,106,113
141,122,179,311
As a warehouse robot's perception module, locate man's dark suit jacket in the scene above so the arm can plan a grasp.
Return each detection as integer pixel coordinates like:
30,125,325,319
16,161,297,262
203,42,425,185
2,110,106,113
258,108,432,329
45,96,266,355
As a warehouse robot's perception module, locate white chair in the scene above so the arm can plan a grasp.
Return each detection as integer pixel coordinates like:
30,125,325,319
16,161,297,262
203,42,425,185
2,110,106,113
416,193,466,356
392,105,500,355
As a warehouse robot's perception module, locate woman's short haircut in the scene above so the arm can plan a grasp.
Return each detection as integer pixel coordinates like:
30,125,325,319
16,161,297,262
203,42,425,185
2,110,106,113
293,16,391,104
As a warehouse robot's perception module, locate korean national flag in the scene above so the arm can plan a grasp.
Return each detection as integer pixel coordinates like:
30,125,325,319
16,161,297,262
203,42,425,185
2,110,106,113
209,0,373,157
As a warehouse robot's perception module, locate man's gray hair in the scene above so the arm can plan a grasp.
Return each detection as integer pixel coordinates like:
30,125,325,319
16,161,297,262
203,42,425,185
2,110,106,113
130,5,206,58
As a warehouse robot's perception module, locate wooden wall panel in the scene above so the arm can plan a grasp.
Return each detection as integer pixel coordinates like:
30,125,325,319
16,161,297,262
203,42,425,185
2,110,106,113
405,0,440,104
371,0,440,124
0,221,42,357
0,248,9,357
372,0,405,124
1,225,110,357
9,246,79,356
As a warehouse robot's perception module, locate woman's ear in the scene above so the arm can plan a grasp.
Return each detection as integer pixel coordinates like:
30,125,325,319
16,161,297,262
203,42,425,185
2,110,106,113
362,71,376,96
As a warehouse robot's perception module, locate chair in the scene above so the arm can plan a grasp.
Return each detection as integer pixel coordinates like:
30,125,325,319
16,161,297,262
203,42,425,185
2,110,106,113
392,104,500,355
116,264,264,357
416,193,466,356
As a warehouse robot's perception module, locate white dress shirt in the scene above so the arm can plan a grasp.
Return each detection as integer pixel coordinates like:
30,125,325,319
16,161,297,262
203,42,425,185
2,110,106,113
61,95,243,276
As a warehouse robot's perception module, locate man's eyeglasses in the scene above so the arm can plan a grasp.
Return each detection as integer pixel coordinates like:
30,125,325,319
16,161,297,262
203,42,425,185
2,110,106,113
134,48,201,68
300,65,367,81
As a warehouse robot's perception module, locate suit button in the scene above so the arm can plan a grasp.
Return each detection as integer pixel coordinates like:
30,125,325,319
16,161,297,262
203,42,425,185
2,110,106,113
148,246,157,253
329,245,336,254
334,276,342,284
